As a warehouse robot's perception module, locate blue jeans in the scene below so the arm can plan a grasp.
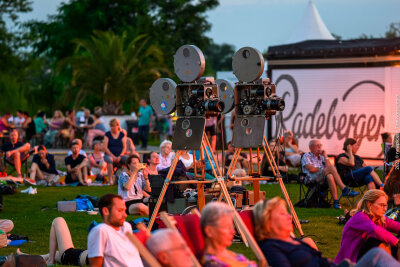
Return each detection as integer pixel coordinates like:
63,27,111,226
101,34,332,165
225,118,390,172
345,166,374,185
138,125,149,148
355,247,400,267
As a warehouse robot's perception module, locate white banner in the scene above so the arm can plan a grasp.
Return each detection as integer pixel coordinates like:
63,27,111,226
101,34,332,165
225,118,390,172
271,67,400,158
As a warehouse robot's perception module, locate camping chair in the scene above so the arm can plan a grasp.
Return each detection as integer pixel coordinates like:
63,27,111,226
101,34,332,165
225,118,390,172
159,210,268,267
334,156,367,208
296,154,331,208
0,150,30,177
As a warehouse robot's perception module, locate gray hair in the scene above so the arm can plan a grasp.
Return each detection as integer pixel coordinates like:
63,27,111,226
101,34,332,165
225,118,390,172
160,140,172,148
308,139,317,148
200,202,234,236
146,229,183,256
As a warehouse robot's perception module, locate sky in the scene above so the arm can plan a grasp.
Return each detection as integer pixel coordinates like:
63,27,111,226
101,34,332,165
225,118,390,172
17,0,400,53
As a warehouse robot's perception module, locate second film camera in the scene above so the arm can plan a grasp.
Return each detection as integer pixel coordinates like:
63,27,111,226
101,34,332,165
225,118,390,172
231,47,285,148
232,47,285,116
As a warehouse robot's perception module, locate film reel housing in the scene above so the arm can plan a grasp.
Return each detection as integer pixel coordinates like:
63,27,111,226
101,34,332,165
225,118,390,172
174,45,205,83
232,47,285,116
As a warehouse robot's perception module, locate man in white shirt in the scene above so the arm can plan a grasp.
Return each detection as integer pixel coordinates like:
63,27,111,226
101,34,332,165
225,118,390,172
87,194,143,267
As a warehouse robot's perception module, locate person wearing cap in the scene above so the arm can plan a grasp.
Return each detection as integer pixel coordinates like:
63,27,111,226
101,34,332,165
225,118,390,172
88,140,107,178
118,154,150,215
64,140,88,185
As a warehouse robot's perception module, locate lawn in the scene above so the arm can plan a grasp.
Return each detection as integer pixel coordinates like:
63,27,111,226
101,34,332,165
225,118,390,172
0,180,355,266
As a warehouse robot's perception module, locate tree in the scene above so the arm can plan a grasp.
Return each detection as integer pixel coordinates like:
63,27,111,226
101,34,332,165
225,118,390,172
203,41,236,75
59,31,168,114
29,0,218,65
385,22,400,38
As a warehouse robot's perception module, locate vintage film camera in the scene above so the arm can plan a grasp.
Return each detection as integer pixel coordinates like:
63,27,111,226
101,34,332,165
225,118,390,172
232,47,285,148
149,45,234,150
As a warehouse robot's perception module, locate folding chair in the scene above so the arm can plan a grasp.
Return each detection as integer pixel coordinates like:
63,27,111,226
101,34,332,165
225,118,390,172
297,155,331,208
334,156,367,208
0,150,30,177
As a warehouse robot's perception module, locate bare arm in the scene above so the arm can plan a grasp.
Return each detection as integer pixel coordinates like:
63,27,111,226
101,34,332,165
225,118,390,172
7,143,30,157
88,155,100,168
337,146,355,167
120,133,127,156
304,164,320,173
103,135,115,158
89,257,104,267
74,158,88,170
143,174,151,192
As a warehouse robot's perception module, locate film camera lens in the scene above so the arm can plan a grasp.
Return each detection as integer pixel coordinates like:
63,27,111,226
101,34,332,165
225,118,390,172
262,98,285,111
202,100,224,112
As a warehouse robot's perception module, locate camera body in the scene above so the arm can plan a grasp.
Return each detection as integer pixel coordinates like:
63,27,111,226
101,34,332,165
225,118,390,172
235,77,284,116
176,77,224,117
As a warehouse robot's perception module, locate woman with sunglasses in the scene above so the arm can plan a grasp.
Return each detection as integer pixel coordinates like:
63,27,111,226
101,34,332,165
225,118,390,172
253,195,400,267
335,189,400,264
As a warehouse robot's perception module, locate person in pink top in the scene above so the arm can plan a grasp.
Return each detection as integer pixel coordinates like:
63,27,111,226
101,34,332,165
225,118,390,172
335,189,400,264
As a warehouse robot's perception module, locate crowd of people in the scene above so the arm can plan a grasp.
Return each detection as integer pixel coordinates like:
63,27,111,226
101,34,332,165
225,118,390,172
1,105,400,266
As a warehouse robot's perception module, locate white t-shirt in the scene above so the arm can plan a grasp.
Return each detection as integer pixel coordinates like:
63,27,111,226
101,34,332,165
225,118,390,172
87,222,143,267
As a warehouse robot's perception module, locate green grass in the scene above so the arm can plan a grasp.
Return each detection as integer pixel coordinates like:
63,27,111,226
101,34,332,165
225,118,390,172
0,182,355,265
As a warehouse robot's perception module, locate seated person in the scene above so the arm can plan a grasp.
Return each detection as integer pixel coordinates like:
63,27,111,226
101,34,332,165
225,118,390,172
118,155,151,215
178,150,201,171
200,201,256,266
157,140,174,171
192,145,218,178
88,194,144,267
146,229,192,267
67,138,87,157
225,141,249,171
88,140,107,178
0,129,30,177
104,118,127,185
302,140,359,209
335,189,400,263
17,217,88,266
383,168,400,207
381,132,392,158
143,151,159,179
86,111,106,148
282,130,302,167
29,145,59,186
261,150,288,181
253,196,400,267
336,138,383,190
0,112,12,133
64,140,88,185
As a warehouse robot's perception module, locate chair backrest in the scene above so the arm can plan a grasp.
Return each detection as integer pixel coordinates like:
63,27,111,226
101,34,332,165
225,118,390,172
158,213,205,259
239,209,255,237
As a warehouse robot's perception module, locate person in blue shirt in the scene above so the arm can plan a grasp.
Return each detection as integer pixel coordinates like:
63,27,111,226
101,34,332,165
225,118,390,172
137,99,154,149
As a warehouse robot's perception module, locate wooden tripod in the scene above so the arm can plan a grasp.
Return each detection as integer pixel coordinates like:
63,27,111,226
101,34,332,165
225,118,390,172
147,133,246,245
226,136,304,237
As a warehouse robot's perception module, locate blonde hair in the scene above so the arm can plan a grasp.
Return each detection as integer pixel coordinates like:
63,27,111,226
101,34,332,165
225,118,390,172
53,110,64,120
253,197,286,241
109,118,120,127
353,189,388,224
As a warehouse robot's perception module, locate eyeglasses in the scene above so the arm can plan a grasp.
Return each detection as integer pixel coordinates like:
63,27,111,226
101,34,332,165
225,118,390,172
374,203,388,209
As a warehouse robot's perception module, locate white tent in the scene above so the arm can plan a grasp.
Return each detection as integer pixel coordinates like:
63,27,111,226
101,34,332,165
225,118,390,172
287,0,334,44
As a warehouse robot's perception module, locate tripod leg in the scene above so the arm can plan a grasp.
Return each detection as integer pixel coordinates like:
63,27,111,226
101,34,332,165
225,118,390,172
203,135,222,177
227,149,241,177
148,151,181,230
263,138,304,237
217,178,248,246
